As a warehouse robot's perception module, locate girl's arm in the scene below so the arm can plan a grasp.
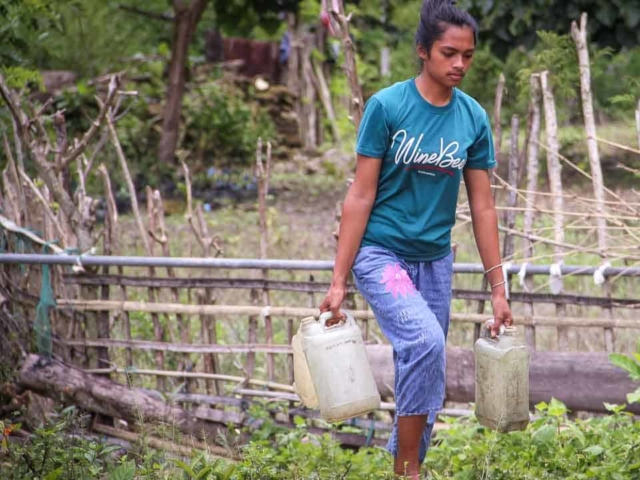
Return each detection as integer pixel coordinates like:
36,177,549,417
319,155,381,319
463,168,513,336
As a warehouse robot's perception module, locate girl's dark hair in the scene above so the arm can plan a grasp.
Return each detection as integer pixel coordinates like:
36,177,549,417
416,0,478,54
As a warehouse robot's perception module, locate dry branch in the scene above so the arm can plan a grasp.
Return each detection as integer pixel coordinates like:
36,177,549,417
330,0,363,129
17,170,65,242
2,133,27,226
181,161,222,256
92,423,233,460
62,76,120,169
107,112,151,255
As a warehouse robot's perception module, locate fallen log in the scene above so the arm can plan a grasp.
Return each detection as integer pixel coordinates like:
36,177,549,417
16,354,388,449
17,354,245,446
366,345,640,414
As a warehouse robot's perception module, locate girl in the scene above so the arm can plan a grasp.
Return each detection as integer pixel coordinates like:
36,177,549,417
319,0,513,477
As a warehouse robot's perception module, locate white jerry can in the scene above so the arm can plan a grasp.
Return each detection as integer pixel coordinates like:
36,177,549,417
475,324,530,432
292,317,319,408
301,311,381,422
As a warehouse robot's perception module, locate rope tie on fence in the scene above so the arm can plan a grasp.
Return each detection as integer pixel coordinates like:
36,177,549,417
517,262,529,289
502,262,513,300
364,416,376,447
593,261,611,286
549,262,563,294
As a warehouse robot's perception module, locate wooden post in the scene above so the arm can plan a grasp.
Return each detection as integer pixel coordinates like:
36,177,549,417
571,13,607,255
150,188,193,392
571,13,613,351
475,73,506,341
98,165,132,369
246,288,259,379
522,74,542,349
182,161,223,394
256,139,274,382
199,289,220,395
540,71,567,351
145,189,165,390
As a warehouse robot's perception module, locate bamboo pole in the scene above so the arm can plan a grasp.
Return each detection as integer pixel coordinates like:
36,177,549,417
595,136,640,155
62,270,640,292
66,338,294,354
56,300,640,329
491,184,640,208
540,71,568,350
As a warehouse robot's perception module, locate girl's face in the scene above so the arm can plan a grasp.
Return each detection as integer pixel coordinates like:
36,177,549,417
418,24,475,88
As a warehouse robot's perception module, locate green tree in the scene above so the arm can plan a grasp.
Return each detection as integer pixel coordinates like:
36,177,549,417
461,0,640,57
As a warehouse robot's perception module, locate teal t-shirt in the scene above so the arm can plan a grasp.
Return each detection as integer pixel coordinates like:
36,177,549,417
356,78,496,262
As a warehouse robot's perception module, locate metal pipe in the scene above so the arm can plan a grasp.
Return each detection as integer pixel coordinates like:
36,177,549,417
1,253,640,277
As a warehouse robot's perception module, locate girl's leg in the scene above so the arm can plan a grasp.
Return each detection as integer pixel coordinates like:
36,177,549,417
352,246,446,476
395,415,428,478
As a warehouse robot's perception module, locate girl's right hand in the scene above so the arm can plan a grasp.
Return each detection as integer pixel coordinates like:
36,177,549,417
319,283,346,325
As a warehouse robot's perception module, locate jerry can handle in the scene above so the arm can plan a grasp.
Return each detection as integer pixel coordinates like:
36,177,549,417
481,318,506,340
319,310,355,330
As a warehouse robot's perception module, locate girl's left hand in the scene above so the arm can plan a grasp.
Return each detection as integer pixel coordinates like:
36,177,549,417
489,292,513,337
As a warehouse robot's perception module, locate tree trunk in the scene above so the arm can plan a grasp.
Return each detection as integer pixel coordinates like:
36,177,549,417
158,0,208,165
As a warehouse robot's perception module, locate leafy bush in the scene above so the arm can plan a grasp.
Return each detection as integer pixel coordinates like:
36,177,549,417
3,394,640,479
182,80,276,169
428,400,640,479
